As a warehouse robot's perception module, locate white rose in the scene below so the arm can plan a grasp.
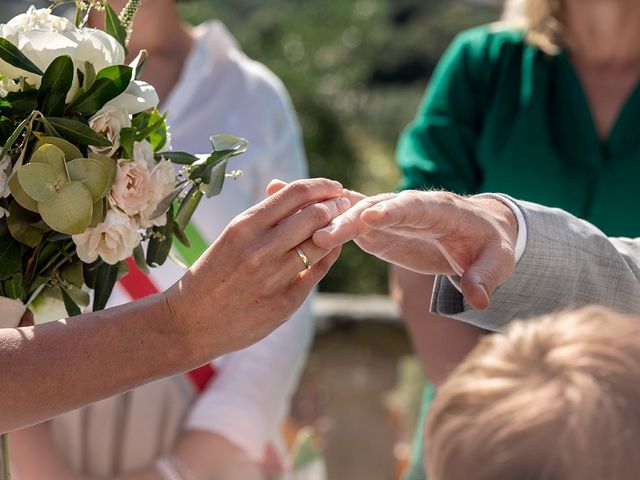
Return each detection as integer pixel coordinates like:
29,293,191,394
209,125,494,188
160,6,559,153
0,7,125,101
72,210,140,265
89,105,132,157
133,139,155,167
106,80,159,115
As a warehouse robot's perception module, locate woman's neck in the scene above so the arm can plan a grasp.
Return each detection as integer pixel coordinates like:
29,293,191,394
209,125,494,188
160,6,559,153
564,1,640,67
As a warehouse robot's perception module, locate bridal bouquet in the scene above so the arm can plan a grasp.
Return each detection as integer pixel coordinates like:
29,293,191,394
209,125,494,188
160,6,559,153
0,1,246,329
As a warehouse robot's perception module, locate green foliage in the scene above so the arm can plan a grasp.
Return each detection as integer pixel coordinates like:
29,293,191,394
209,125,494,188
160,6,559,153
38,55,74,117
68,64,132,116
178,0,500,293
0,38,43,76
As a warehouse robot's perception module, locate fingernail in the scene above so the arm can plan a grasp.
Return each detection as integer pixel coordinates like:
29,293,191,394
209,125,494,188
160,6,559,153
332,181,343,189
339,197,351,209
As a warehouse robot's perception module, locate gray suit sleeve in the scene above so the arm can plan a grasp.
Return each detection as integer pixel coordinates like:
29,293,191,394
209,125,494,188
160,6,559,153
430,199,640,331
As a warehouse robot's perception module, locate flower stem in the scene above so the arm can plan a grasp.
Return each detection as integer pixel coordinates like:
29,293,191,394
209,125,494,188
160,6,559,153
0,434,10,480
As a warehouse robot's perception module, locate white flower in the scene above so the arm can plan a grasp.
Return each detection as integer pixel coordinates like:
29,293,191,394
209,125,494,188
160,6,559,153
0,7,125,101
0,296,26,328
89,105,132,157
72,209,140,265
109,143,176,228
106,80,159,115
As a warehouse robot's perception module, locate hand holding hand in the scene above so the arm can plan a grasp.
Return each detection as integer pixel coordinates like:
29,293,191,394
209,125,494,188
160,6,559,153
311,189,518,310
164,178,348,362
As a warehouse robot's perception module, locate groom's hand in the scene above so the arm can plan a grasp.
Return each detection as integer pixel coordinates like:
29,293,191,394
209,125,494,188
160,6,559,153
311,189,519,310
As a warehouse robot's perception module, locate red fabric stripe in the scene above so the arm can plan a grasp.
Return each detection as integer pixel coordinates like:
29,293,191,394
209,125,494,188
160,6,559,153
119,258,215,392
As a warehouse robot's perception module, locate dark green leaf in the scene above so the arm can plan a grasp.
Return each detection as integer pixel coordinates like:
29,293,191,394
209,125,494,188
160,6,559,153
172,221,190,248
0,115,30,160
38,55,74,117
119,127,135,159
83,62,96,91
4,90,38,116
132,244,149,274
0,38,43,76
60,287,81,317
68,65,133,116
6,201,47,248
155,151,198,165
46,117,112,147
3,273,24,300
38,116,60,137
104,3,128,52
83,259,101,290
146,207,174,266
135,109,167,141
175,184,203,231
200,160,228,198
149,188,181,219
92,261,119,311
0,235,22,280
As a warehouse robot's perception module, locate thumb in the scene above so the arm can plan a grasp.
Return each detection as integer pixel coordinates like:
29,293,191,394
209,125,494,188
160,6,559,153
459,243,515,310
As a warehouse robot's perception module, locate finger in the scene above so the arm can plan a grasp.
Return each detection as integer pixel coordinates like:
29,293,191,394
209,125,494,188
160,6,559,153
459,241,515,310
312,193,396,250
361,191,460,233
269,196,352,252
266,179,288,196
281,238,333,279
244,178,344,230
294,245,342,296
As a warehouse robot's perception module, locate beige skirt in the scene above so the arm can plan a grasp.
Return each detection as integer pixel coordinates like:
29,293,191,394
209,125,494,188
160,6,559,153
49,374,197,478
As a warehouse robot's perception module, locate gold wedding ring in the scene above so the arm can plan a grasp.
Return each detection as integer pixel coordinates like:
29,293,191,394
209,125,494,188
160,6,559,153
296,247,311,271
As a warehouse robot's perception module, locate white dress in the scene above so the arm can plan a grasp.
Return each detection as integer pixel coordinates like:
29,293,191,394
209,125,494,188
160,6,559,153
48,21,314,477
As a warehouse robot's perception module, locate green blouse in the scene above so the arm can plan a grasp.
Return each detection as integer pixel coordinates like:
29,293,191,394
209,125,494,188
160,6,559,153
398,25,640,480
398,26,640,237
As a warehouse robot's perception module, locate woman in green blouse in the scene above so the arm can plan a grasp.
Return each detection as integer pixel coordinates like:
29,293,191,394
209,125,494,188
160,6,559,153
395,0,640,478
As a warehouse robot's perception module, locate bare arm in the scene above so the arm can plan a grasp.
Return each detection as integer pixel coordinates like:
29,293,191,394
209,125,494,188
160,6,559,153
389,267,485,386
0,178,346,433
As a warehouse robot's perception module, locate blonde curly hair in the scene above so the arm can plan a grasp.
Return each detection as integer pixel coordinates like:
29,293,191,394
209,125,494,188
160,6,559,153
424,306,640,480
502,0,564,54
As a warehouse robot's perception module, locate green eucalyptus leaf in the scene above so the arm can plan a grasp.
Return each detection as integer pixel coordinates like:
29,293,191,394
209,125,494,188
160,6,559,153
67,285,90,308
88,152,117,189
92,261,119,311
200,160,227,198
61,260,84,288
46,117,112,147
3,273,24,300
155,151,198,165
0,234,22,280
17,162,64,202
68,65,133,116
210,134,249,156
30,144,68,178
0,38,43,76
66,158,110,201
60,287,81,317
34,137,82,162
89,197,105,227
38,181,93,235
6,201,47,247
38,55,74,117
8,173,39,212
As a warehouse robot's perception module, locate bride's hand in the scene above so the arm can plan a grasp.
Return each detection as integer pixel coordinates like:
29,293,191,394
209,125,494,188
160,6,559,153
164,178,349,361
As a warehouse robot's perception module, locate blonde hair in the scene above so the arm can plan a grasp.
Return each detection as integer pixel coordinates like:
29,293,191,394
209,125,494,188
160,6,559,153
501,0,564,54
424,306,640,480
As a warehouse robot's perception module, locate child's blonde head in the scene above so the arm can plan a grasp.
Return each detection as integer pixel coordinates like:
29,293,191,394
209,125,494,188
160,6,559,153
425,306,640,480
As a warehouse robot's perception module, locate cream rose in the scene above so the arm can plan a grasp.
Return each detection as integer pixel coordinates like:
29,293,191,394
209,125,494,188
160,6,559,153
0,7,125,102
110,142,176,227
72,210,140,265
89,105,132,157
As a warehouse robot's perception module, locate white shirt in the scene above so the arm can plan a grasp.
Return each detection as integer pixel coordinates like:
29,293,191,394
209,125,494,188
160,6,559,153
107,21,313,461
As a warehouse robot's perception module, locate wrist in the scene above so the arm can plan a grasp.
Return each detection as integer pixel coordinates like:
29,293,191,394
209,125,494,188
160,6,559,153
473,195,520,256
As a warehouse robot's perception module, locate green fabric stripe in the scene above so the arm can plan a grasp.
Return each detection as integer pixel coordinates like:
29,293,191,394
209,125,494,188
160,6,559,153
173,222,210,267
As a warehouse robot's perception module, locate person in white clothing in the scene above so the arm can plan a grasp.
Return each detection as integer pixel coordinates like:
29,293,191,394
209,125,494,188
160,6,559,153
11,1,312,479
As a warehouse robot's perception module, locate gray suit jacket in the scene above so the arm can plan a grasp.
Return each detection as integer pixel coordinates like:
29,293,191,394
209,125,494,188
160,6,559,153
431,199,640,331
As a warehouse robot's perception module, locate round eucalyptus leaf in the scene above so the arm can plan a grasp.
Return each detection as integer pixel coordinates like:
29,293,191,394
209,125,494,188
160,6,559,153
6,201,47,247
66,158,110,201
210,134,249,155
38,182,93,235
67,285,90,308
34,137,82,162
89,197,105,227
30,144,68,178
88,152,117,191
8,173,39,212
17,163,61,202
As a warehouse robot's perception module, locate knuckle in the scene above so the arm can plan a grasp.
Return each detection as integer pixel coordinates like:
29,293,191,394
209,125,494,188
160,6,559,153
310,203,332,225
289,181,313,199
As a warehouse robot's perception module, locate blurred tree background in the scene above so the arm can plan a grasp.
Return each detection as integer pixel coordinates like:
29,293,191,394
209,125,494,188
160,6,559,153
178,0,500,294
